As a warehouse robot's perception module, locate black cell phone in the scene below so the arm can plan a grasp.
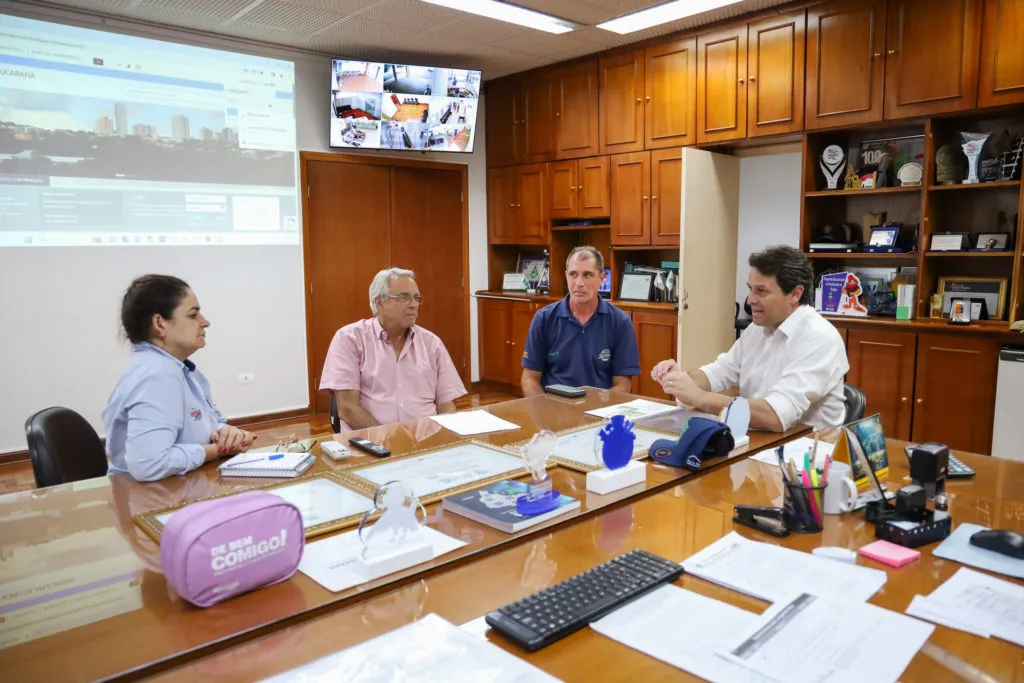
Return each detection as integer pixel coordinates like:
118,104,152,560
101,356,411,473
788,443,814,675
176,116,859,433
544,384,586,398
348,437,391,457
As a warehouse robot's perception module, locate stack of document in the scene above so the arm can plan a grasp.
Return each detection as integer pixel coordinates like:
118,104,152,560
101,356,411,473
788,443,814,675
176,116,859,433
905,567,1024,645
749,436,836,469
218,451,315,478
682,532,887,603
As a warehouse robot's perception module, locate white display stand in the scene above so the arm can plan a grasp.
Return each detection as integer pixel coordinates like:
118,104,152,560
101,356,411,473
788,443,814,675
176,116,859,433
586,460,646,495
352,536,433,580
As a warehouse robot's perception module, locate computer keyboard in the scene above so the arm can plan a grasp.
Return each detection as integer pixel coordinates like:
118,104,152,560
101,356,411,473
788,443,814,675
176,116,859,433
948,454,976,478
484,549,685,651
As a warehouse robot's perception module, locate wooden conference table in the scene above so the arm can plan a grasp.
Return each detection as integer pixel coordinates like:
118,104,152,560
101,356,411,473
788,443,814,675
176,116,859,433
150,440,1024,683
0,390,805,682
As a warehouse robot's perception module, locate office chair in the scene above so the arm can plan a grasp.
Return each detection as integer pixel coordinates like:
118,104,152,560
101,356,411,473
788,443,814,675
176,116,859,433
24,407,108,488
329,393,341,434
843,383,867,424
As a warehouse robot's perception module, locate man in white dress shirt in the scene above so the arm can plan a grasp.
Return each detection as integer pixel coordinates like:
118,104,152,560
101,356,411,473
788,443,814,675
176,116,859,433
652,246,848,431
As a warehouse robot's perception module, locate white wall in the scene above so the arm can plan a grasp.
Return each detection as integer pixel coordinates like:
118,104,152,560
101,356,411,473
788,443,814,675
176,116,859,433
735,152,802,314
0,5,488,453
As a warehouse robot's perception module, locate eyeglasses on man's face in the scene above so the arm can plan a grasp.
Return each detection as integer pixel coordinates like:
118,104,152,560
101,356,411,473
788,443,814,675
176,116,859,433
385,293,424,305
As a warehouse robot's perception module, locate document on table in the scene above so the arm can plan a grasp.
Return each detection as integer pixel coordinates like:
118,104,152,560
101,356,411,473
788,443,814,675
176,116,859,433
429,410,520,436
590,585,775,683
298,527,466,592
585,398,680,420
721,592,933,683
261,613,562,683
906,567,1024,646
682,532,887,603
750,437,836,468
932,522,1024,579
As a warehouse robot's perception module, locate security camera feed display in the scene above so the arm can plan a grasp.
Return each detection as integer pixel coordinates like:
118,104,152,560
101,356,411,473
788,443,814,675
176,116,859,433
330,60,479,153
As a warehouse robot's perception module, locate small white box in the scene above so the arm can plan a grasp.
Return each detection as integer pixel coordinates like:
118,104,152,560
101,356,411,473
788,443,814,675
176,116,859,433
351,538,433,580
586,460,646,495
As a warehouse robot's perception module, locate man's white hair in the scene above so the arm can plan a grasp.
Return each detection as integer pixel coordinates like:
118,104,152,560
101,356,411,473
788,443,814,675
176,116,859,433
369,267,416,315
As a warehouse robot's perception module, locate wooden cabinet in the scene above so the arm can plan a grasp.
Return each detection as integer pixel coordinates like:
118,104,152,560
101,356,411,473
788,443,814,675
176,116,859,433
554,61,600,159
631,310,678,399
747,10,806,137
486,78,521,167
883,0,982,119
846,329,917,440
644,39,697,149
487,164,548,245
610,152,651,245
477,298,542,386
697,24,747,144
978,0,1024,107
912,333,998,454
806,0,886,129
522,74,556,164
550,157,611,219
599,50,645,154
650,148,682,245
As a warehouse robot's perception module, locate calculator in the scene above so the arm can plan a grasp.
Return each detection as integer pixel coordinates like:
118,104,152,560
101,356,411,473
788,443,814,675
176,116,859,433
904,444,975,479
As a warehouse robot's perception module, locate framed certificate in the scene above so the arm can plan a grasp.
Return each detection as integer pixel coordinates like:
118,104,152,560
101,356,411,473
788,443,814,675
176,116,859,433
334,441,534,504
619,273,654,302
133,472,375,543
937,276,1007,320
508,422,679,473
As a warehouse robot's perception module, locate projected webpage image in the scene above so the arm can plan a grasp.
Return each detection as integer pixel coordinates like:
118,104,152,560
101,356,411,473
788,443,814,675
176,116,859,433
0,15,299,247
329,59,479,153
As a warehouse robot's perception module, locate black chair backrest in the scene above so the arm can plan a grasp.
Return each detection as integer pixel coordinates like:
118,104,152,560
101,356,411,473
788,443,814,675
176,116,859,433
24,407,108,488
329,393,341,434
843,383,867,424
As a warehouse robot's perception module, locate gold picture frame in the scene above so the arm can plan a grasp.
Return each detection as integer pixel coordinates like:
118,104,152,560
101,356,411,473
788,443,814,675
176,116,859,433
334,440,537,505
937,276,1008,320
133,471,375,543
507,422,678,473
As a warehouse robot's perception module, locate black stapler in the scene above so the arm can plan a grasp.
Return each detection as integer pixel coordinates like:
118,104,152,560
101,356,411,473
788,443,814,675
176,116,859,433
733,505,789,538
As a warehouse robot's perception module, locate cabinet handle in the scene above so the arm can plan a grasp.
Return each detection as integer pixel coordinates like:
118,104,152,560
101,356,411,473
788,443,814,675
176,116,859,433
901,396,908,403
749,76,756,82
887,49,896,56
652,195,657,200
645,96,651,102
916,398,923,405
516,203,521,208
506,340,512,345
570,185,576,190
577,185,583,191
555,111,560,116
642,196,649,200
636,98,642,104
873,52,882,58
738,78,744,85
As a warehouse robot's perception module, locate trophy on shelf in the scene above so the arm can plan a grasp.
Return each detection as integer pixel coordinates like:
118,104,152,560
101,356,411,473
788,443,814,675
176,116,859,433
516,430,560,515
960,132,991,184
819,144,845,190
354,480,431,579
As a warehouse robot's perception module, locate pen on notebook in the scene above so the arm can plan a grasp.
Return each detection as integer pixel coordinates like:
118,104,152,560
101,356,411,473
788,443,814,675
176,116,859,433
225,453,285,467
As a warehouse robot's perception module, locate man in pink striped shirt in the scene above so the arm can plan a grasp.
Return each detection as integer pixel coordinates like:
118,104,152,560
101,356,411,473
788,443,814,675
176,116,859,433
320,267,467,431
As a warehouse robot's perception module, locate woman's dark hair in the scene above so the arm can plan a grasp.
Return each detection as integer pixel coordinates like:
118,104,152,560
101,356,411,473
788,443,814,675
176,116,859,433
748,246,815,306
121,275,191,343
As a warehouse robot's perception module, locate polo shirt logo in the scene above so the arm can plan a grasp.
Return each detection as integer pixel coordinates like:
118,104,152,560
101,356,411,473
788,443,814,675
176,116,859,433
597,348,611,362
190,408,203,421
548,351,560,358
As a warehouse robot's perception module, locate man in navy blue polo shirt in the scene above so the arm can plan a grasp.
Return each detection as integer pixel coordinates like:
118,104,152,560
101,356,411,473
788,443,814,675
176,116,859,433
521,246,640,395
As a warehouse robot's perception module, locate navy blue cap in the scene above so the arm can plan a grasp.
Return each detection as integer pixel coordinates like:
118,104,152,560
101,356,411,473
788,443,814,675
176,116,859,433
649,417,734,471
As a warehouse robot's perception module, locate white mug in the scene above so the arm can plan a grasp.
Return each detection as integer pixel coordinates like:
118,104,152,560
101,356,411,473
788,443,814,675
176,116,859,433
822,461,858,515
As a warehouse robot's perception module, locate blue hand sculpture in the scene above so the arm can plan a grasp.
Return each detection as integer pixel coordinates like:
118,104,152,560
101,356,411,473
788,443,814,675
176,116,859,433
598,414,636,470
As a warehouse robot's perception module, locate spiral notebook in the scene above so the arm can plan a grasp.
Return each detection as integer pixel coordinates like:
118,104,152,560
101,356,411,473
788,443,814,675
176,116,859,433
218,451,316,478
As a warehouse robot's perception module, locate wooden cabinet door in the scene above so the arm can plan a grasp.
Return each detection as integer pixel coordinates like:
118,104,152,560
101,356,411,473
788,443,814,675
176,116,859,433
516,164,549,245
747,10,806,137
485,78,520,167
599,50,645,154
548,160,578,219
578,156,611,218
521,75,555,164
610,152,651,245
845,329,917,440
631,311,678,399
697,25,747,144
884,0,982,119
650,148,682,246
555,61,599,159
645,38,697,149
806,0,886,129
478,299,511,383
912,333,998,454
978,0,1024,107
487,167,516,244
510,302,539,386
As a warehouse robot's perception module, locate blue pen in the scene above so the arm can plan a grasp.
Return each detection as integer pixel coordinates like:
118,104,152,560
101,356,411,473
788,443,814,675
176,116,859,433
225,453,285,467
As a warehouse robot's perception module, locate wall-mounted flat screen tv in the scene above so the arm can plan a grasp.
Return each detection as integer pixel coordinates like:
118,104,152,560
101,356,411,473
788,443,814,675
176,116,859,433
329,60,481,153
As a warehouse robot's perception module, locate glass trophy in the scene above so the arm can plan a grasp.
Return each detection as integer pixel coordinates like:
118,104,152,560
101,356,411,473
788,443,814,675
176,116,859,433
357,479,427,554
516,430,560,515
596,414,636,470
960,132,990,184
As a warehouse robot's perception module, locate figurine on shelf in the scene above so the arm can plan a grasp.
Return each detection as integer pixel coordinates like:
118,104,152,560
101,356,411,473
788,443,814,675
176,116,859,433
844,163,861,190
935,142,962,185
841,273,867,314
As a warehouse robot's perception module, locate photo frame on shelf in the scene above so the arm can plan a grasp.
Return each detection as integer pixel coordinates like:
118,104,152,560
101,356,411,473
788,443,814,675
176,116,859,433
948,298,972,325
929,232,969,252
973,232,1011,252
937,277,1007,320
619,273,654,302
516,254,549,290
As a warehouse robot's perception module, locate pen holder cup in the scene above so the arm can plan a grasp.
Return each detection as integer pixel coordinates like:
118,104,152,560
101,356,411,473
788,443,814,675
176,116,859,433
783,482,826,533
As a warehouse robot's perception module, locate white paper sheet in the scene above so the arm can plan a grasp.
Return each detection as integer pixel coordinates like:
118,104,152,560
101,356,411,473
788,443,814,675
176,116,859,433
932,522,1024,579
905,595,991,638
585,399,679,420
916,567,1024,647
591,585,774,683
721,592,934,683
298,527,466,592
682,532,887,603
429,410,521,436
261,613,561,683
750,437,835,468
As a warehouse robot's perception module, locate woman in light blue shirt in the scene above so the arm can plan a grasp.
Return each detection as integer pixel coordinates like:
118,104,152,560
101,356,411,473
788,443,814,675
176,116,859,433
103,275,256,481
